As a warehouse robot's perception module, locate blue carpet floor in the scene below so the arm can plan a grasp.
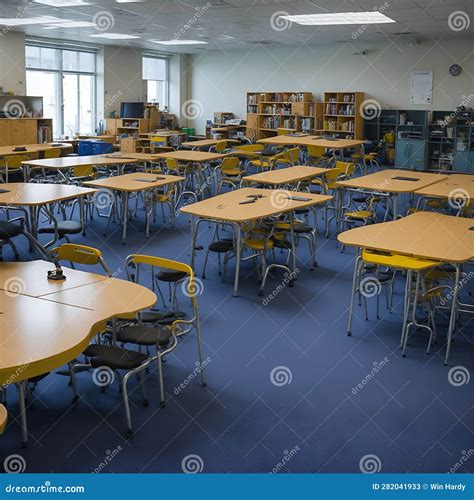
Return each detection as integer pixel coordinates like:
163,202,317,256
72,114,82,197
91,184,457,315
0,183,473,474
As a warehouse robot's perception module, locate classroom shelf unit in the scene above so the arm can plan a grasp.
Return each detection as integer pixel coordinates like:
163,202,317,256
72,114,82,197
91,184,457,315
246,92,322,141
317,92,365,139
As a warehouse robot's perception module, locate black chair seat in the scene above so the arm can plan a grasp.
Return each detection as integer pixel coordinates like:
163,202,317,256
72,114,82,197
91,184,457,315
294,224,313,234
0,221,23,239
208,240,233,253
272,239,292,250
88,345,149,370
38,220,82,235
140,310,185,323
156,270,187,282
295,209,309,215
364,272,392,283
117,325,171,347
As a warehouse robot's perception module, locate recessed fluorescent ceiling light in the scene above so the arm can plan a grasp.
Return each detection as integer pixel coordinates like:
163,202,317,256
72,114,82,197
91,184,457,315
44,20,97,28
116,0,144,3
150,40,207,45
90,33,140,39
34,0,90,6
280,12,396,25
0,16,63,26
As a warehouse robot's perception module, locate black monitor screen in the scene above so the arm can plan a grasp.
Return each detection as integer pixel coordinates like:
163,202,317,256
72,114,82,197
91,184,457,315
120,102,145,118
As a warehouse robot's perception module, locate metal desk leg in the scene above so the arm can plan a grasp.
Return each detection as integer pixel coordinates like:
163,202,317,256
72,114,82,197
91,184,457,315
233,223,242,297
444,265,461,365
400,269,413,348
392,193,398,220
122,191,129,244
347,249,362,336
190,216,197,269
79,196,85,235
289,211,296,272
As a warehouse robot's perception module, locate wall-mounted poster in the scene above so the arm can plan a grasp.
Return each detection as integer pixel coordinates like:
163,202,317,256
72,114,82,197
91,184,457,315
410,70,433,105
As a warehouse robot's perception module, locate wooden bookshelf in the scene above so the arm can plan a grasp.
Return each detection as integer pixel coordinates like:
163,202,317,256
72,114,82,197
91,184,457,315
317,92,364,139
246,91,321,141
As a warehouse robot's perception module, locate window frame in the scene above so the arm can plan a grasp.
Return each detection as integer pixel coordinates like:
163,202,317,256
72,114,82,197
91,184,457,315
142,55,169,109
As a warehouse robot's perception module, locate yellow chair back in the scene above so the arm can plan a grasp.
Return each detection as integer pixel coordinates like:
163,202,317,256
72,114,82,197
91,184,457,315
215,141,227,153
71,164,95,177
284,147,300,163
221,157,240,173
336,161,356,177
0,404,7,434
44,148,62,159
307,145,325,159
51,244,111,275
236,144,264,152
166,158,179,172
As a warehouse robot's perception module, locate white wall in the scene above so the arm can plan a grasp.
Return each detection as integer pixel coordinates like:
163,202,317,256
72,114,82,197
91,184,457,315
0,32,26,95
187,38,474,134
169,53,189,124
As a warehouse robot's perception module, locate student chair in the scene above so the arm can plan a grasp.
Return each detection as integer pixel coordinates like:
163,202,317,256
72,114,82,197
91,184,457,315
44,148,62,159
0,404,7,435
202,223,234,280
0,155,27,182
250,151,287,172
51,243,111,275
0,217,48,262
217,157,245,192
306,145,327,166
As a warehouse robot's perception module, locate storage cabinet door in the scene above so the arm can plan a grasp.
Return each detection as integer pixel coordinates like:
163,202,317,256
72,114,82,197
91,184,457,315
24,120,37,144
395,140,410,167
409,141,426,170
10,120,26,145
0,120,12,146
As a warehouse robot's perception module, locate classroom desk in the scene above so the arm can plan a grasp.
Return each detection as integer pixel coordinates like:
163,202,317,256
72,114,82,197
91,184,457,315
0,262,156,443
0,143,73,182
257,134,317,147
21,154,143,180
76,134,116,143
181,139,240,150
338,212,474,364
336,169,448,220
415,173,474,211
242,166,331,187
0,182,96,239
83,172,184,243
108,152,164,163
181,187,332,296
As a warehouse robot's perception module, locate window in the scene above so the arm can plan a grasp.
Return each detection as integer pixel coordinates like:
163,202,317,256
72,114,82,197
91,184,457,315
143,56,168,108
26,45,96,137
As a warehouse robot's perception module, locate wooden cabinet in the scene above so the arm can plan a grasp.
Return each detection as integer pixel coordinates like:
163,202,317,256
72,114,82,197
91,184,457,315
0,119,52,146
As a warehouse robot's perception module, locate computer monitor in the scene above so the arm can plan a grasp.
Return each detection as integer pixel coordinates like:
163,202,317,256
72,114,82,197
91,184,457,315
120,102,145,119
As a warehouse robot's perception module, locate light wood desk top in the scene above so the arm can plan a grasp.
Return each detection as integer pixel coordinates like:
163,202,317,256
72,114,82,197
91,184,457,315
415,173,474,200
181,139,240,148
0,264,156,385
141,130,186,137
0,182,96,206
83,172,184,192
243,166,331,186
336,169,448,194
0,143,72,157
338,212,473,263
153,150,228,162
181,187,332,223
0,404,6,433
22,154,144,169
76,134,116,142
0,260,107,298
110,152,163,162
311,138,366,149
257,134,320,147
